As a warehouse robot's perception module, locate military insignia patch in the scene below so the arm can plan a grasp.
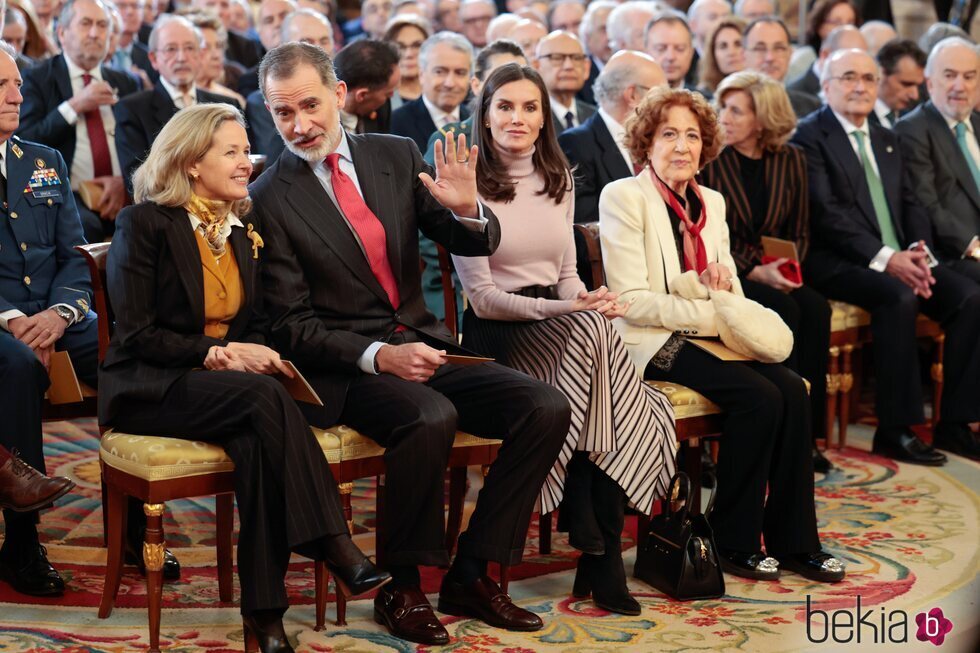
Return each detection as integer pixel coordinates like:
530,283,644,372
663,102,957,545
11,144,23,159
76,299,90,312
35,158,45,169
25,167,62,198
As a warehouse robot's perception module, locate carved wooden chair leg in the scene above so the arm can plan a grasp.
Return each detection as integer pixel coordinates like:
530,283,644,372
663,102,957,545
143,503,166,653
98,473,127,619
538,511,552,555
314,561,329,631
215,493,234,603
445,466,468,558
931,333,945,424
825,346,841,447
838,344,855,449
336,482,354,626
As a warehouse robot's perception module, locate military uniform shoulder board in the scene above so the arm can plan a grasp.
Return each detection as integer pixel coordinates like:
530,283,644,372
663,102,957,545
10,143,23,159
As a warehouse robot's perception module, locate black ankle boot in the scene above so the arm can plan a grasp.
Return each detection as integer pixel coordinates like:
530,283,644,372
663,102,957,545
243,610,293,653
574,465,641,616
558,452,604,554
321,534,391,597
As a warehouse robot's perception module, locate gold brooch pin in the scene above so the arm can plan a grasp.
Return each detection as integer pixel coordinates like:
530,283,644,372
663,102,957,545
246,223,264,259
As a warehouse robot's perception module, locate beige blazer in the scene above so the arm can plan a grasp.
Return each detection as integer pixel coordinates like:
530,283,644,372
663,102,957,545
599,171,743,373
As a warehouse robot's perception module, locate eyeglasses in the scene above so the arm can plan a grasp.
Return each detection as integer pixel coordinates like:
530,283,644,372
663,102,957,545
537,53,588,64
157,44,198,57
829,72,879,86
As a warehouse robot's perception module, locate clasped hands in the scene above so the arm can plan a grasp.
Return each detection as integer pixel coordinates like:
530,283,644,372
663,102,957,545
8,309,69,368
418,131,479,219
205,342,294,377
885,241,935,299
572,285,631,319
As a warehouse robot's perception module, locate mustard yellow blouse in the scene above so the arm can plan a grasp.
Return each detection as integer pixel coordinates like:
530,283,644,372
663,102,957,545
194,230,243,339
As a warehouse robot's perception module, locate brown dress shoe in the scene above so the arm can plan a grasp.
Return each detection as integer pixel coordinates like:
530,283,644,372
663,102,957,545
374,586,450,645
0,453,75,513
438,575,544,632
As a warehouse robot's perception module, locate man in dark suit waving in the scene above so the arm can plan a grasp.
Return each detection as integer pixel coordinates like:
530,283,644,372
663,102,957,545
114,14,242,197
18,0,141,243
250,43,568,646
560,50,665,224
895,37,980,286
792,49,980,465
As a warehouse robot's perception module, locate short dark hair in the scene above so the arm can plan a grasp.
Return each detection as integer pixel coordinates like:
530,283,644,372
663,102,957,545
744,16,790,43
474,38,525,81
876,37,926,76
472,63,572,204
333,39,400,91
805,0,861,52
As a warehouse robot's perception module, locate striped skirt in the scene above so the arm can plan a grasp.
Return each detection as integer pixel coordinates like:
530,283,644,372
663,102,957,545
462,307,677,515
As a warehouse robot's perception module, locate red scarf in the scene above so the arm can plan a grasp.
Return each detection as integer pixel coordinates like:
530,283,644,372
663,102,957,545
650,170,708,274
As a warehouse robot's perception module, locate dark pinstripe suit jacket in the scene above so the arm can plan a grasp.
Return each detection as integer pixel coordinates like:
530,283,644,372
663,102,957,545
249,133,501,426
98,202,267,424
698,144,810,275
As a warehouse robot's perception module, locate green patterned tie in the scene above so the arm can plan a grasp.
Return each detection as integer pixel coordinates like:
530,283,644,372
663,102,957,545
853,130,901,250
954,122,980,190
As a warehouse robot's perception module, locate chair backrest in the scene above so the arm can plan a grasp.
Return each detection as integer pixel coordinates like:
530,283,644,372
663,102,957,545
573,222,606,290
75,243,113,363
435,243,459,341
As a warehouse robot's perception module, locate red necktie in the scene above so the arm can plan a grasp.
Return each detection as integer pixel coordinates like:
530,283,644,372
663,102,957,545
81,73,113,178
325,153,400,309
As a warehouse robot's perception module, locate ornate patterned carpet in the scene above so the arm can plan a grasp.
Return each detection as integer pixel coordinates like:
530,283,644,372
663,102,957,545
0,419,977,652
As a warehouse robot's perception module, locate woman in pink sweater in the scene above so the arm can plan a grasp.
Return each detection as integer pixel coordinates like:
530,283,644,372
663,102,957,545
451,64,677,615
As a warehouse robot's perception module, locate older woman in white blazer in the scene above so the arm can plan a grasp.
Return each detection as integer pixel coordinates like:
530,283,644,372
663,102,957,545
598,87,844,585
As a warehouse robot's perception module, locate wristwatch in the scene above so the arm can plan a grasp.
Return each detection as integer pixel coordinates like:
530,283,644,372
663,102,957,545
52,305,74,325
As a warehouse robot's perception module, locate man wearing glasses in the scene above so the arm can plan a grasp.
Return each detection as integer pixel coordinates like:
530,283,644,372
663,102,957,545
458,0,495,49
743,17,821,118
792,48,980,467
18,0,140,243
114,14,242,197
533,31,595,133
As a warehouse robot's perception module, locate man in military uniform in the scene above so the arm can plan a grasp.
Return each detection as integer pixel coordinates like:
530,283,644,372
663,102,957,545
0,42,99,596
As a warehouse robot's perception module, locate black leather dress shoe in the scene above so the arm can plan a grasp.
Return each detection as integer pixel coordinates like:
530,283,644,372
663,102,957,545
773,552,845,583
125,538,181,581
374,585,449,645
718,550,780,581
438,575,543,631
933,422,980,461
0,544,65,596
872,428,947,466
812,446,833,474
243,610,294,653
321,535,391,597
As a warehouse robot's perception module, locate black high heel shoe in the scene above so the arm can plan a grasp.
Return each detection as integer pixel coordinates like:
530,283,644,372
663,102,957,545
322,535,392,597
243,611,293,653
572,555,642,615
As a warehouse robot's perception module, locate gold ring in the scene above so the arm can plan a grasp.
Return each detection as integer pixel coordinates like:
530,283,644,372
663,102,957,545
457,157,469,164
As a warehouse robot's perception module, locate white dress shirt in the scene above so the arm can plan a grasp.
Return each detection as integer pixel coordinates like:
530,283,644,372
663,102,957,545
830,109,896,271
56,55,122,191
160,77,198,109
873,99,897,129
943,111,980,173
421,95,459,129
0,141,84,331
597,107,632,171
551,97,577,129
307,133,486,374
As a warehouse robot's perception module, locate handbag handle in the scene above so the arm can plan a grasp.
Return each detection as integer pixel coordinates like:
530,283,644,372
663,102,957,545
661,472,692,522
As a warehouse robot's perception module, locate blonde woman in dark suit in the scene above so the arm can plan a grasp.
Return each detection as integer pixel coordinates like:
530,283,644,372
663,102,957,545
99,104,389,653
700,71,834,473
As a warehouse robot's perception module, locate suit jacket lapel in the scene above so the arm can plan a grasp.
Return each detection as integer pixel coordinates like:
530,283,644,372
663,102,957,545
720,148,753,236
162,205,206,328
930,103,980,211
592,114,631,180
637,171,681,281
761,150,784,235
820,108,881,237
225,224,254,338
869,126,906,243
277,150,392,306
349,135,402,293
153,84,178,130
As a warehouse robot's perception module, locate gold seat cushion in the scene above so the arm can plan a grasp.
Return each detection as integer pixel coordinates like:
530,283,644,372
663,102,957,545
646,381,721,419
830,303,850,332
102,426,501,480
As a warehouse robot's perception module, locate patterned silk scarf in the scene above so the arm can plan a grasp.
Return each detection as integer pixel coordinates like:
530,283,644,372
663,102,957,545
650,170,708,274
186,193,233,256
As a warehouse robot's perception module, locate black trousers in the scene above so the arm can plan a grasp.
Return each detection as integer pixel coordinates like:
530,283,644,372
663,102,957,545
741,279,831,440
304,359,570,568
111,370,349,614
1,319,98,548
813,264,980,427
645,344,820,555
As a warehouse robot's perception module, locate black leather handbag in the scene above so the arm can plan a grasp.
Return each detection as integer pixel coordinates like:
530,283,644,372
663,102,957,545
634,471,725,600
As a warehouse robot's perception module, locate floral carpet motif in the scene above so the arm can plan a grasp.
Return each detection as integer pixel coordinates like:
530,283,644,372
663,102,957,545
0,419,976,652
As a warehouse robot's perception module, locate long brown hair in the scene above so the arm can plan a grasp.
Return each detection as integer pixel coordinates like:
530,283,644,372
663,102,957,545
472,63,572,204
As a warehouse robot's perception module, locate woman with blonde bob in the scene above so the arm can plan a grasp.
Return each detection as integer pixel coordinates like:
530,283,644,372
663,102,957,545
599,87,845,585
99,104,389,653
700,71,833,473
697,17,747,94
